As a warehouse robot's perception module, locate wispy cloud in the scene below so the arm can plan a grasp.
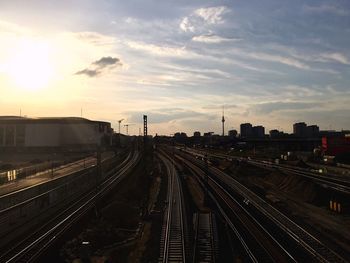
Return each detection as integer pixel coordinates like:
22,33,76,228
194,6,229,24
127,108,214,123
126,40,188,57
192,34,241,43
202,104,237,110
73,31,116,46
248,52,310,70
318,53,350,65
253,101,322,114
180,6,230,33
303,4,349,16
0,20,29,34
180,17,195,32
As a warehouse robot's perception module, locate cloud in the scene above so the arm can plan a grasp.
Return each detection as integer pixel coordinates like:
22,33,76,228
319,53,350,65
192,34,241,43
73,31,116,45
127,108,214,123
179,6,230,33
180,17,195,32
263,43,348,68
303,4,349,16
75,68,100,77
126,40,190,57
253,101,321,114
0,20,29,34
93,56,120,67
248,52,310,70
194,6,229,24
75,56,122,77
202,104,237,110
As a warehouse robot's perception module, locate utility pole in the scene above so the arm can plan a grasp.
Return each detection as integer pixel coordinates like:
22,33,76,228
143,115,148,144
124,124,134,135
222,105,225,136
143,115,148,137
118,119,124,134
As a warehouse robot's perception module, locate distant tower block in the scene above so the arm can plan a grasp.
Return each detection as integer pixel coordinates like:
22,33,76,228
222,106,225,136
143,115,148,137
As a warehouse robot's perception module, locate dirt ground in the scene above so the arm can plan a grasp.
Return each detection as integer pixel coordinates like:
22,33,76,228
225,161,350,257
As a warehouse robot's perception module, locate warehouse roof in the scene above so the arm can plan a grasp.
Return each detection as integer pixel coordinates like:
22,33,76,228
0,116,110,125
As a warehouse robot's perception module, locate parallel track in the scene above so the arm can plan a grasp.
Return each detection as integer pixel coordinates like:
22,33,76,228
184,149,350,195
0,151,132,248
180,150,347,262
193,213,218,263
177,153,294,263
158,152,186,263
0,150,140,263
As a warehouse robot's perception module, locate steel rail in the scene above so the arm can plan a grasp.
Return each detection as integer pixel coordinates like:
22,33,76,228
0,151,122,201
183,148,350,195
177,155,258,263
0,150,140,263
0,150,132,225
182,151,347,263
178,153,297,263
158,151,186,263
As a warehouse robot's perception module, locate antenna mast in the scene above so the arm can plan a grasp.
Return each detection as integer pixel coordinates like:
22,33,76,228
221,105,225,136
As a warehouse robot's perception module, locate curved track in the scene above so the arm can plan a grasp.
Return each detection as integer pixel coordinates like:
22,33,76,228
177,149,347,262
0,150,140,263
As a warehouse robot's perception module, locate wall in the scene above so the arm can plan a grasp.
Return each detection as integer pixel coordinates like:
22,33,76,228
25,124,61,147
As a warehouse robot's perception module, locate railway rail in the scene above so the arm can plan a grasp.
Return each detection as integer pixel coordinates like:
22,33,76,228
0,149,140,263
193,212,218,263
0,150,132,247
158,152,186,263
183,148,350,195
177,153,296,263
0,151,122,208
179,149,347,263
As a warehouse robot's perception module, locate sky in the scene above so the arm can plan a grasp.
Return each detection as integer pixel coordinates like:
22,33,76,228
0,0,349,135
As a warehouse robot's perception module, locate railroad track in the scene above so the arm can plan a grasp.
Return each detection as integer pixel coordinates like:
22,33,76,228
193,212,218,263
179,150,347,263
183,148,350,195
158,152,186,263
247,159,350,194
0,149,129,211
177,153,295,263
0,150,140,263
0,150,133,247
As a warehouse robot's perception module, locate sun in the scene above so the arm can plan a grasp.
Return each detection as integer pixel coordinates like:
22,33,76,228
6,39,54,91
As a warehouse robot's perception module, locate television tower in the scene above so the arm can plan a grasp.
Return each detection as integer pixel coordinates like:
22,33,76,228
222,106,225,136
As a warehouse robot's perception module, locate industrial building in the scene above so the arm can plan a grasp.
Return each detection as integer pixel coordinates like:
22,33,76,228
0,116,112,150
322,134,350,156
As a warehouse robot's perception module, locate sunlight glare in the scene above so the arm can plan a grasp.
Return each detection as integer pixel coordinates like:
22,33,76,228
6,39,54,91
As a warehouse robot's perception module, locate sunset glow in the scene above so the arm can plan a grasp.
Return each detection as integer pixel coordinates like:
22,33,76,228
0,1,349,134
5,39,54,91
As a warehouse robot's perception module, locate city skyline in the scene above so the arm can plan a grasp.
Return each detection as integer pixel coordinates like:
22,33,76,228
1,0,350,135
